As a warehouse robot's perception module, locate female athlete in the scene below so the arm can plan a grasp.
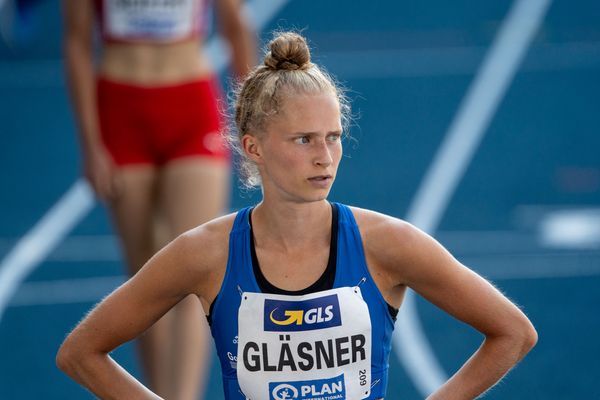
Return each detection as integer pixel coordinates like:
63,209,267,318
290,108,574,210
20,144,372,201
57,31,537,400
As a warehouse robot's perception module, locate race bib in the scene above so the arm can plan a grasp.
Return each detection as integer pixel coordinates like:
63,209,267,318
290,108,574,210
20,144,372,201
237,287,372,400
104,0,200,41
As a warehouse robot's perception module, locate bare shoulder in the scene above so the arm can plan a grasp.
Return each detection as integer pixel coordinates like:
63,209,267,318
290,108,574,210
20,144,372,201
349,206,422,252
348,206,449,286
159,213,236,304
173,212,236,271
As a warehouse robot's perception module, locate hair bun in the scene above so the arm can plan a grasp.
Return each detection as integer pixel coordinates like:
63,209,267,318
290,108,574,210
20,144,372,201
264,32,311,71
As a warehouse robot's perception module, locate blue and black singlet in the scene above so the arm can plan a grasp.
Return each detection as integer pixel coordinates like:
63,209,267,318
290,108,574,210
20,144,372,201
208,203,396,399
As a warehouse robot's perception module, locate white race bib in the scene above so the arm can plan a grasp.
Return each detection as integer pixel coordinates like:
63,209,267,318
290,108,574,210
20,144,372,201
237,287,372,400
104,0,200,41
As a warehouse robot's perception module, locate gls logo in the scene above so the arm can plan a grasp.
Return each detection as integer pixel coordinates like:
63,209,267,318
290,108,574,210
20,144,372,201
270,306,333,326
264,294,342,332
269,374,345,400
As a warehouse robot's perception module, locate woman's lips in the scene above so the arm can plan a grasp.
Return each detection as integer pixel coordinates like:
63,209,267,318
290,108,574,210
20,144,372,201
307,175,333,188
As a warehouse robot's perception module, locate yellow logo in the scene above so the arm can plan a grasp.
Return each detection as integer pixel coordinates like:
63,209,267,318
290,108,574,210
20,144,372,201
269,308,304,326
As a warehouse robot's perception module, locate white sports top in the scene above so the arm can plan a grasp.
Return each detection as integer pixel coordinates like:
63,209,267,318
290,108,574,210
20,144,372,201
95,0,210,43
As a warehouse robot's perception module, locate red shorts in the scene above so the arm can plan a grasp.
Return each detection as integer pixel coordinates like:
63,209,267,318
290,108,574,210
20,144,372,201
97,76,229,166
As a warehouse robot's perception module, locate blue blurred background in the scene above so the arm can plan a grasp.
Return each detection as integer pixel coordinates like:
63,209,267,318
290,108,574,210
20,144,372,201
1,0,599,398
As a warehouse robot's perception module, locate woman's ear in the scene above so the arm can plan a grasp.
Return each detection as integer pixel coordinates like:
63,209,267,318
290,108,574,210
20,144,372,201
242,133,263,164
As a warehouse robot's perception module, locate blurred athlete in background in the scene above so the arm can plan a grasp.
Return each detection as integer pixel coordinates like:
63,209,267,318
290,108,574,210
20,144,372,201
62,0,255,398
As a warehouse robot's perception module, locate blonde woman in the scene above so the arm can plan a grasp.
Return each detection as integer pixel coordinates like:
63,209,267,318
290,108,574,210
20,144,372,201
58,32,536,400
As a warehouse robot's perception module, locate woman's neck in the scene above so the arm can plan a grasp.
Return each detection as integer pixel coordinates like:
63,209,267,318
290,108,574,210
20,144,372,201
252,199,331,252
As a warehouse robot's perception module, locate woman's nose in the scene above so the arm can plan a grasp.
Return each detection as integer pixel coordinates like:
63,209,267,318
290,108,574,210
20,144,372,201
313,140,333,167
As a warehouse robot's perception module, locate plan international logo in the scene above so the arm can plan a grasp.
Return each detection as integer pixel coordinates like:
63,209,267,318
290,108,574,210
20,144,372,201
269,374,345,400
264,295,342,332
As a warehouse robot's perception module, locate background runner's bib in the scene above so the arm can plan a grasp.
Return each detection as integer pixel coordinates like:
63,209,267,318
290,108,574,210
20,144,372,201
237,287,372,400
103,0,201,41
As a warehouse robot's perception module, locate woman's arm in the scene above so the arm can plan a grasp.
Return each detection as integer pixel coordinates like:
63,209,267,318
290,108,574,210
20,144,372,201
215,0,256,78
62,0,117,201
56,228,219,399
363,213,537,399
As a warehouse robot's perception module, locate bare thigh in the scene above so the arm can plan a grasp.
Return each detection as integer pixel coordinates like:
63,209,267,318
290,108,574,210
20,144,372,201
108,165,158,274
156,157,230,399
158,157,230,236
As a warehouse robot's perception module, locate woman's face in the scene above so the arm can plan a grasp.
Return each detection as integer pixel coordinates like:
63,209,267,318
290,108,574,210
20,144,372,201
252,91,343,203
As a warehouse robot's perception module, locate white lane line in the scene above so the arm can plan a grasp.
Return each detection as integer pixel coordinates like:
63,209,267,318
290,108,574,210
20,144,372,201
244,0,289,30
204,0,289,72
4,230,598,262
408,0,553,233
0,0,290,324
11,259,600,307
477,260,600,281
10,276,125,307
5,41,600,88
322,41,600,78
394,0,553,396
0,181,94,320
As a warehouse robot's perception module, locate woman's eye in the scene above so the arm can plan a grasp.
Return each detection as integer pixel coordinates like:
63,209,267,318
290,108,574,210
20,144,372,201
327,134,341,142
294,136,310,144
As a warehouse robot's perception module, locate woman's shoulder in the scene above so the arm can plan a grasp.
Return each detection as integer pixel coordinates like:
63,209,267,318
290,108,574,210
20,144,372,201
171,211,239,269
346,205,429,266
186,210,237,235
346,205,416,241
346,205,457,286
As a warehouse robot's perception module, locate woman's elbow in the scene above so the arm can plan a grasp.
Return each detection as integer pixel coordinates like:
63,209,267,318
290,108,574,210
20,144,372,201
520,319,538,355
490,312,538,362
510,315,538,360
56,334,90,376
56,337,76,374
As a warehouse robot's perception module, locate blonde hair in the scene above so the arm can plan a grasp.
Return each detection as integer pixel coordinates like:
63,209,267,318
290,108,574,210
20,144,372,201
230,31,350,188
